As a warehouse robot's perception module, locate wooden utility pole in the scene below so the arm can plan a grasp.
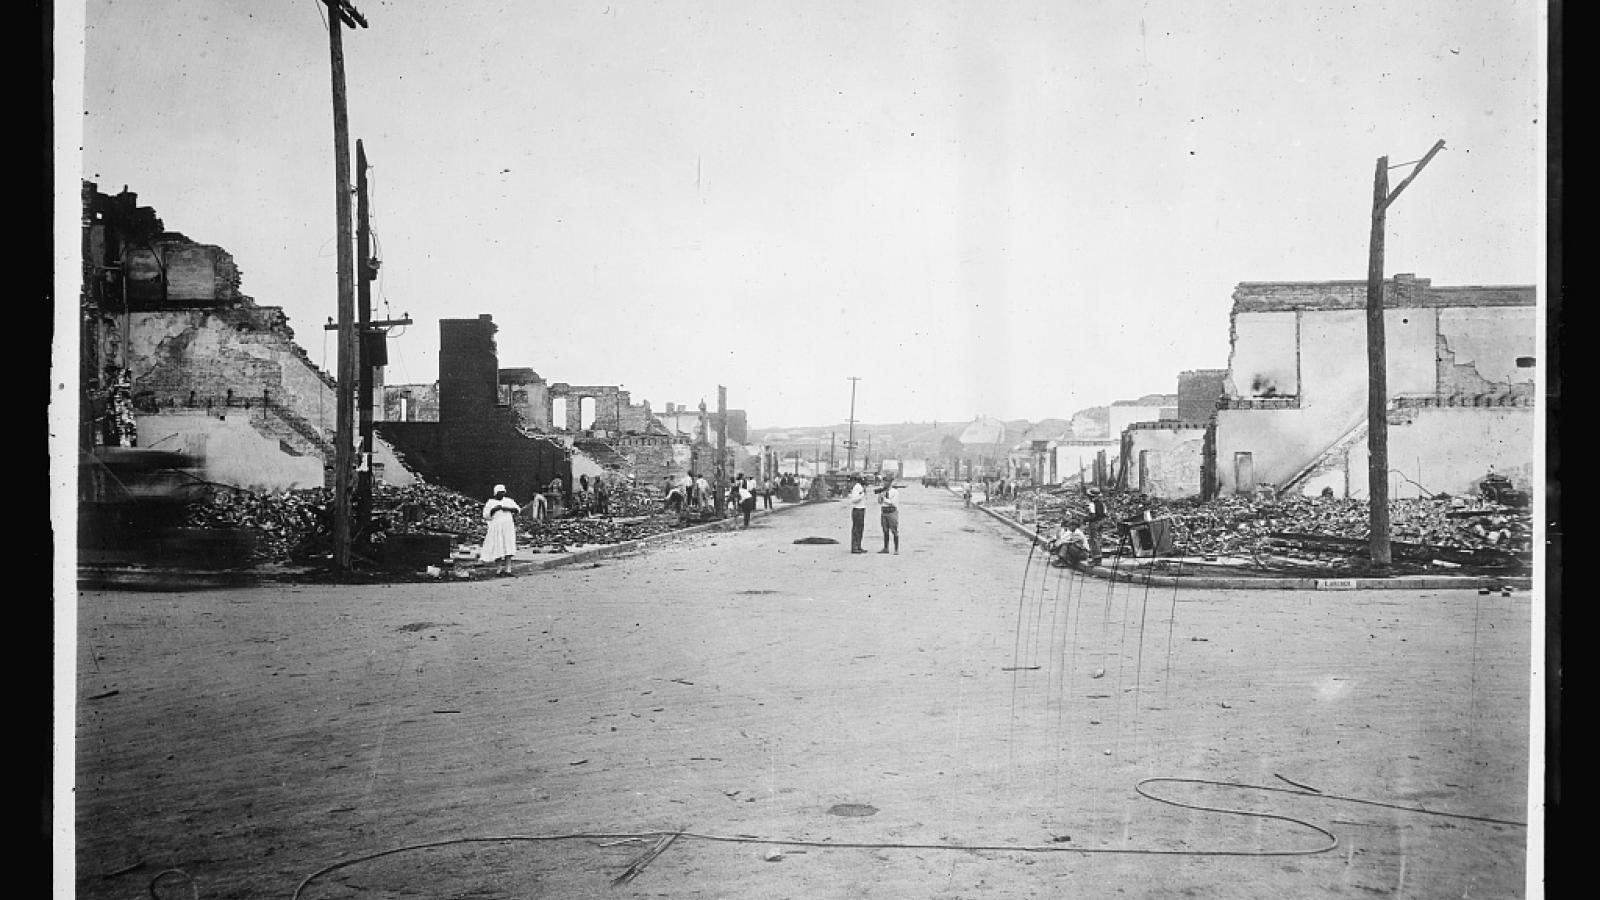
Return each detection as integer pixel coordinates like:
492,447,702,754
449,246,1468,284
845,376,860,472
355,138,374,537
1364,138,1446,567
322,0,368,570
716,386,728,516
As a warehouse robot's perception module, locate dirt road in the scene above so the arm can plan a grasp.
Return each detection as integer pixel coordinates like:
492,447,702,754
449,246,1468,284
73,483,1533,898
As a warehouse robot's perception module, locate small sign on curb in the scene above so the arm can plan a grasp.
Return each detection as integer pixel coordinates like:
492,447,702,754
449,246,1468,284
1316,579,1359,590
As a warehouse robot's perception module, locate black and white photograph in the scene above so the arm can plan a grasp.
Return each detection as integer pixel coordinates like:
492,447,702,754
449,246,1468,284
52,1,1555,897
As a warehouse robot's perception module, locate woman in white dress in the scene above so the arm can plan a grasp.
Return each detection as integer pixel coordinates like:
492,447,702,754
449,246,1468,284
481,484,521,576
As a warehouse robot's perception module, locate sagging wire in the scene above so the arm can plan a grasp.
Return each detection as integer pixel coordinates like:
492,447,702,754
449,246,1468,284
1387,468,1439,499
287,778,1525,898
1129,555,1156,748
308,0,328,33
1008,521,1046,766
1163,517,1196,708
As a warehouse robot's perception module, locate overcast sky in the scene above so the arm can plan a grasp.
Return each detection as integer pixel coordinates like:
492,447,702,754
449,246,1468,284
61,0,1546,429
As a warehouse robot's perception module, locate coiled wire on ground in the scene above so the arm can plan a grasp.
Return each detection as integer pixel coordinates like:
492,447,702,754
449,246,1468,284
285,777,1525,899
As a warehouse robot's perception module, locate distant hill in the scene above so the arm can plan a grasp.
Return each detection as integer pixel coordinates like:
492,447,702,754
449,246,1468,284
748,415,1093,459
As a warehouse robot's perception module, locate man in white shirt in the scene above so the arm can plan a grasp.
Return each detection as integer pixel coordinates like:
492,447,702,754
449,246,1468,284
847,475,868,553
876,480,901,554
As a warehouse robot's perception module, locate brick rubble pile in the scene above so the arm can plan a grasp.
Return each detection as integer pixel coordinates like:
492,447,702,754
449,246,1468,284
999,487,1532,568
185,479,687,563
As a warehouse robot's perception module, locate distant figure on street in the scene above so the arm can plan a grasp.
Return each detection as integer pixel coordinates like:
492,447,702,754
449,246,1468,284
546,476,565,519
737,475,757,528
848,475,869,552
480,484,521,576
577,474,593,516
1085,487,1108,561
962,480,973,507
594,475,610,515
694,472,712,511
763,476,776,509
877,479,901,554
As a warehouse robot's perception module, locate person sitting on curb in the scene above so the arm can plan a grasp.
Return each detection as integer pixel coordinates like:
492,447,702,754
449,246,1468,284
1046,517,1091,569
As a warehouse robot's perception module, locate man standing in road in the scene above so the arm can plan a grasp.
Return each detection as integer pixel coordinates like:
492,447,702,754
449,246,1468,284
1085,486,1108,562
848,475,868,553
877,478,901,554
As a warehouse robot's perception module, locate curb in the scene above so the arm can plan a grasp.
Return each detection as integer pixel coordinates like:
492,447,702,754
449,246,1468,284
512,499,817,574
966,496,1531,593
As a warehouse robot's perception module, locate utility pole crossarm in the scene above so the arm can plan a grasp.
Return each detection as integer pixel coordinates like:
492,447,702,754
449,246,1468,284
1377,139,1447,214
324,0,369,29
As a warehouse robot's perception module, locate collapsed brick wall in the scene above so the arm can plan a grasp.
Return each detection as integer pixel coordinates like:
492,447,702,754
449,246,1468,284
1126,423,1208,498
1177,369,1229,424
726,410,749,445
123,307,344,459
384,383,441,422
605,434,682,487
619,396,656,434
419,316,572,502
497,369,552,430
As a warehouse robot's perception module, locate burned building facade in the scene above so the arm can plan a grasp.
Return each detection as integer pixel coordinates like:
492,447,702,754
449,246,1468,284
1121,373,1226,498
377,316,570,502
376,316,724,496
1214,275,1536,499
79,181,413,491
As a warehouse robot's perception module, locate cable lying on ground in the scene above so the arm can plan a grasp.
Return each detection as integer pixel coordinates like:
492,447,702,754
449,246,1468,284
288,776,1524,898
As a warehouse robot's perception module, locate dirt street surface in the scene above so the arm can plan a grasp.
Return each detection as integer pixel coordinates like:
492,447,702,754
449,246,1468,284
73,484,1533,899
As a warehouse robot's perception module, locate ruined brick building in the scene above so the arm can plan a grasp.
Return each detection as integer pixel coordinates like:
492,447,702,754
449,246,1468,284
1214,275,1535,499
380,316,755,498
376,316,572,502
1120,375,1225,497
78,182,416,491
1055,274,1535,502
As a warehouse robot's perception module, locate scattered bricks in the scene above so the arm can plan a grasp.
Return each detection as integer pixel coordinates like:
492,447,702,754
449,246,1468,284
1006,486,1532,575
184,478,697,564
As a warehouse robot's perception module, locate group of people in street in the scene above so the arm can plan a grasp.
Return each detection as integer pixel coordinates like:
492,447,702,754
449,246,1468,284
482,463,1109,576
663,471,797,522
959,476,1021,507
663,472,717,514
847,473,900,554
529,474,617,522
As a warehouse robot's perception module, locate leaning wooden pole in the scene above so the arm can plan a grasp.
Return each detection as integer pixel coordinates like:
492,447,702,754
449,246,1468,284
327,7,357,571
